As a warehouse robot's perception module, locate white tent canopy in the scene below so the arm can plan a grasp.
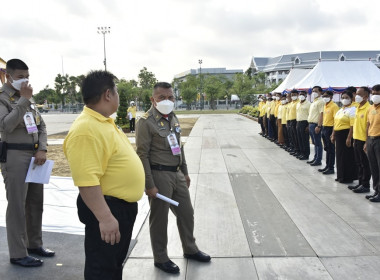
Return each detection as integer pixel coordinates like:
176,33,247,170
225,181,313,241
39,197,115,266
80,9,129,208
272,68,311,93
293,61,380,90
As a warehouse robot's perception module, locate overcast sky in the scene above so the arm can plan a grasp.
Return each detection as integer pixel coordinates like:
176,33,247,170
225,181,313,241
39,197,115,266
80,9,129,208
1,0,380,93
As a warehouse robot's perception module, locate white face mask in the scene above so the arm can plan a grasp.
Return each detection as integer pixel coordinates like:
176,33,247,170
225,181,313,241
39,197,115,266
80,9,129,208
341,99,351,106
155,99,174,115
291,96,298,101
371,95,380,105
10,76,29,91
299,95,306,101
312,92,319,99
323,97,331,103
259,98,263,102
355,95,363,103
275,96,280,101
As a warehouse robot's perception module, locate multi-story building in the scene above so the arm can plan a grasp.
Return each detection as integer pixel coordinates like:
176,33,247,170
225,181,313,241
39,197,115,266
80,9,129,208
251,51,380,86
174,67,243,82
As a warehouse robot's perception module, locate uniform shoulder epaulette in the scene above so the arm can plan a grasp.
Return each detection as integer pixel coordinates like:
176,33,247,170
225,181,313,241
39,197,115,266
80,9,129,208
141,111,150,119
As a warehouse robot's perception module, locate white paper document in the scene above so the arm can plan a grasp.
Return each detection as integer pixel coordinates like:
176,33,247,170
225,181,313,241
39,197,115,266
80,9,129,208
156,193,179,207
25,157,54,184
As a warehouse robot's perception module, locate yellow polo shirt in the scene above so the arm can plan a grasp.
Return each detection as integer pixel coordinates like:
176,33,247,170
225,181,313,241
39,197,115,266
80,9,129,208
287,100,299,121
368,104,380,137
277,105,283,120
259,102,267,117
296,100,311,121
270,100,276,115
334,105,356,131
63,106,145,202
274,101,281,117
308,97,325,123
351,102,360,108
127,105,137,118
281,103,288,125
266,101,272,117
353,102,370,141
323,101,339,127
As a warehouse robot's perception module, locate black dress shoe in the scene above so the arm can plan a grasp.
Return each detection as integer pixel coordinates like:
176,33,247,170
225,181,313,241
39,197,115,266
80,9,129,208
27,247,55,257
318,167,328,172
348,184,360,190
366,192,378,199
154,260,180,274
323,169,334,175
299,156,309,160
369,194,380,202
184,251,211,262
310,162,322,166
306,160,315,164
10,256,43,267
353,186,370,193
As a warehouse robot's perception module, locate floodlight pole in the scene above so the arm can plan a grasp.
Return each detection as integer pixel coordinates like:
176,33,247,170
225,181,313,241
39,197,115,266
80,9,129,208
97,27,111,71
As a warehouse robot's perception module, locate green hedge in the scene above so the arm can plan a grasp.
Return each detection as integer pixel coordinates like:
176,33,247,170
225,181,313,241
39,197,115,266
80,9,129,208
239,105,259,117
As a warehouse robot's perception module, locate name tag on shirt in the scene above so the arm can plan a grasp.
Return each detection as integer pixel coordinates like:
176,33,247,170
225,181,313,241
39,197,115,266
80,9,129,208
167,133,181,156
24,112,38,134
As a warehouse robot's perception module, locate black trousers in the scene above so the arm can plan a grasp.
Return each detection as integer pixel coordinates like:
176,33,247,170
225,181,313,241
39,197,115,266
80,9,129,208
353,139,371,188
322,126,335,170
258,116,265,133
282,124,289,147
296,120,310,157
290,120,299,152
129,118,136,132
77,195,137,280
367,138,380,192
287,121,294,149
335,129,357,182
270,115,277,140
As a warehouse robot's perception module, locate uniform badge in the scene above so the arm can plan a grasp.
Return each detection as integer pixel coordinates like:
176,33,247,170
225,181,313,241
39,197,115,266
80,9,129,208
175,127,181,133
160,121,164,127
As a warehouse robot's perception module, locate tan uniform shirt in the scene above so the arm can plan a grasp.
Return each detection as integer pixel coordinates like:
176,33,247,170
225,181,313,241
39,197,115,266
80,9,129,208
296,100,311,121
136,106,188,190
0,83,47,150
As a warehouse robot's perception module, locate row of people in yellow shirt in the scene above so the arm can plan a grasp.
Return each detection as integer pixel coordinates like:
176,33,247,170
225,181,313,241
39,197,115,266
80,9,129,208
257,85,380,202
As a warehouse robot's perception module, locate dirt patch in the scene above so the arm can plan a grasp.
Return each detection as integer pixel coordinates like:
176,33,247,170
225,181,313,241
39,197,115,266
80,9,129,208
48,117,198,177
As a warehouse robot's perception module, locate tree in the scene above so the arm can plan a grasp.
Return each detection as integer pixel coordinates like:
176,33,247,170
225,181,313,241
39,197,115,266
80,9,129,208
137,67,158,111
116,79,138,126
54,74,69,106
203,75,224,110
231,73,254,105
178,75,198,109
33,86,59,105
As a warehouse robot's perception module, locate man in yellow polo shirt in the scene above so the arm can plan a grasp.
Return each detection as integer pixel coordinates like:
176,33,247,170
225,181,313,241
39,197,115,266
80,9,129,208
258,95,266,135
320,91,339,174
350,87,372,194
273,92,282,143
288,90,300,155
366,84,380,202
296,91,311,160
63,70,145,279
307,86,325,166
127,101,137,132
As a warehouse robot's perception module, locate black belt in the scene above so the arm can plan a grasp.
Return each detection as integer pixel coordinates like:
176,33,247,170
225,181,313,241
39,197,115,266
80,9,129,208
7,143,39,150
151,164,180,172
368,136,380,140
104,195,134,204
309,122,317,125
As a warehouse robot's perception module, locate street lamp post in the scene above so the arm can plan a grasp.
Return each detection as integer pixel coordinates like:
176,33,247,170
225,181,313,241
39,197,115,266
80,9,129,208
97,27,111,71
198,59,203,110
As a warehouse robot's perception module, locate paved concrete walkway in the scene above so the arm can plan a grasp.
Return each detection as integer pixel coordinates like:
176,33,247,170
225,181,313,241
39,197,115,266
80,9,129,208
1,113,380,279
125,114,380,279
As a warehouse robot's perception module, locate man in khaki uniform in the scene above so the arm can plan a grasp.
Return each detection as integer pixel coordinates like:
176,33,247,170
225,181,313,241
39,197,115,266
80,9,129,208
136,82,210,274
0,59,54,267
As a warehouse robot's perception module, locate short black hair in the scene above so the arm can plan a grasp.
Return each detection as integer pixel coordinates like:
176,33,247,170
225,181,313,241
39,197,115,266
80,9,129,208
360,86,370,96
372,84,380,91
346,86,357,94
298,90,307,95
82,70,116,105
6,59,28,74
323,90,334,97
291,89,298,94
312,86,323,93
154,82,172,90
342,90,353,99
